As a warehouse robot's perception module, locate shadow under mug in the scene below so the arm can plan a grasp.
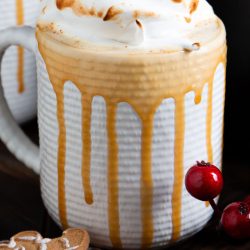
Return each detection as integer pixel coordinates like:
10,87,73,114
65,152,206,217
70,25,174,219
0,25,226,249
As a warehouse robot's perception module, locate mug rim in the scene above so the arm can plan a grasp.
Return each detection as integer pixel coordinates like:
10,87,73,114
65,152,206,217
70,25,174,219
36,18,226,57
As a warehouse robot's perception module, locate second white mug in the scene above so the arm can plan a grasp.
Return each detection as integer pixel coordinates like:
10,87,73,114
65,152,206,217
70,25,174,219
0,0,40,123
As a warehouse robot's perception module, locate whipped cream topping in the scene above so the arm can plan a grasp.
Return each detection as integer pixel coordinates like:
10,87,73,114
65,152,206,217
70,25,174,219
38,0,219,50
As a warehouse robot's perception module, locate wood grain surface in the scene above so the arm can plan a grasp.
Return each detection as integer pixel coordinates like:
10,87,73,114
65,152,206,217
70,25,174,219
0,119,249,249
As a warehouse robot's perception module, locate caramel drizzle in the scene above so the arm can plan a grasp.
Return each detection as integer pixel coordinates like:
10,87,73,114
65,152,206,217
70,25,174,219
171,95,185,241
16,0,24,93
205,61,227,208
53,82,68,229
141,116,154,247
221,61,227,155
204,79,214,208
207,80,214,164
81,94,93,205
106,102,121,248
37,30,226,248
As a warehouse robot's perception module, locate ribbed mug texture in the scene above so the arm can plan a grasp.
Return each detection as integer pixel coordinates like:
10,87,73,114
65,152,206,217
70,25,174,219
37,26,226,249
0,0,39,123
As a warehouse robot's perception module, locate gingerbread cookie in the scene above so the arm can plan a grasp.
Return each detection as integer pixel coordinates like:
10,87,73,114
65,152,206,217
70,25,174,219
0,228,89,250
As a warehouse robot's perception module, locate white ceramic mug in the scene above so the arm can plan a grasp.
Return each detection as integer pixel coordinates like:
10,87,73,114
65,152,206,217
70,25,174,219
0,22,226,249
0,0,40,123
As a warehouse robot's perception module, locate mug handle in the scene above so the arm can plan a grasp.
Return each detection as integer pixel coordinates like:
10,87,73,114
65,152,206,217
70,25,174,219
0,26,40,174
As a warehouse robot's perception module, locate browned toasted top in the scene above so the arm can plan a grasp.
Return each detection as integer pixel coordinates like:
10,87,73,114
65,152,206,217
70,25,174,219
190,0,199,14
103,6,123,21
56,0,75,9
55,0,159,21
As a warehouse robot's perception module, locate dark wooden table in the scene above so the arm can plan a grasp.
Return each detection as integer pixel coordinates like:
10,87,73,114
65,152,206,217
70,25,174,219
0,119,249,249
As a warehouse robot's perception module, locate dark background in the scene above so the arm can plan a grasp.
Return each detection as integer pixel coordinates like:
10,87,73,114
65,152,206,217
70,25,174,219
208,0,250,165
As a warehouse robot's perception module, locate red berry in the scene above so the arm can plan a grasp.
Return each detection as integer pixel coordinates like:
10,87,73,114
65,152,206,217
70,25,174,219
185,161,223,201
221,202,250,239
244,196,250,205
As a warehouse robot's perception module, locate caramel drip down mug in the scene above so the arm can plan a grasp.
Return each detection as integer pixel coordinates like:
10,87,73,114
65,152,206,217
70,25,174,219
0,22,226,249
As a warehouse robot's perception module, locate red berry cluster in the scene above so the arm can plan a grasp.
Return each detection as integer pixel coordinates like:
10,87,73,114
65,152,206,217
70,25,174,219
185,161,250,240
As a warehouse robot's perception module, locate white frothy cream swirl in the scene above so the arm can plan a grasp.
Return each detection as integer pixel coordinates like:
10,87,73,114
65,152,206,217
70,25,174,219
38,0,220,50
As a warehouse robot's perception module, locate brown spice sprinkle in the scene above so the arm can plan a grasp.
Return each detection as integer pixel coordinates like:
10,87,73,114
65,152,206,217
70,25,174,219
98,10,103,18
42,6,47,14
103,6,123,21
75,4,90,16
133,10,156,19
185,17,191,23
88,6,97,16
190,0,199,14
172,0,182,3
37,22,56,33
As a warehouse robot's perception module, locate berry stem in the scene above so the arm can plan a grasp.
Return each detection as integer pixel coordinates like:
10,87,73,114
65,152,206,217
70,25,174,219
209,199,222,218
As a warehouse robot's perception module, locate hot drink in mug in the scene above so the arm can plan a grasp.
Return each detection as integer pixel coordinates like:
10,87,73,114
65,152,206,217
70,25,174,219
0,0,226,249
